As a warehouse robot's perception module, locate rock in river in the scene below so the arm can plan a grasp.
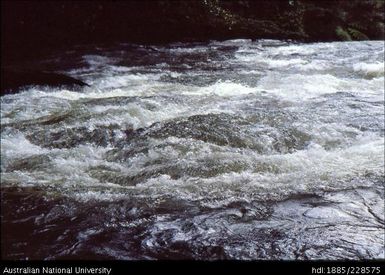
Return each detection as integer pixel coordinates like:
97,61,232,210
1,68,89,95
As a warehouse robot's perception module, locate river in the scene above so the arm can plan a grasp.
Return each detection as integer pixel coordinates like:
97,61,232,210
1,39,384,260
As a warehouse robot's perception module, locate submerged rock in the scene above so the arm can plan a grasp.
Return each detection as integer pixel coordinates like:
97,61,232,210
1,68,89,95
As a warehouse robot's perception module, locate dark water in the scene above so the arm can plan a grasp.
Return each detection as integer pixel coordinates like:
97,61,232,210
1,40,384,260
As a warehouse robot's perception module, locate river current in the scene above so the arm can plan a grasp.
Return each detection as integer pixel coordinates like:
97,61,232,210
1,40,384,260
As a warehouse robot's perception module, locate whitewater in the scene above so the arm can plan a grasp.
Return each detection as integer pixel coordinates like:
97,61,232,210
1,40,384,259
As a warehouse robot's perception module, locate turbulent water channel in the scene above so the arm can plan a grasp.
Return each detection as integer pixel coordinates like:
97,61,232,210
1,40,384,260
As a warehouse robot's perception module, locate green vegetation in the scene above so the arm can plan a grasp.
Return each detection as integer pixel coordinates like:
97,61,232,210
336,26,352,41
197,0,384,41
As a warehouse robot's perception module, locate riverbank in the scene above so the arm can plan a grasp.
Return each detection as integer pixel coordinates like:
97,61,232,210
2,1,384,66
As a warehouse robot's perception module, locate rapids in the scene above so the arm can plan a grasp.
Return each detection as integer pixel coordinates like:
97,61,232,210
1,40,384,260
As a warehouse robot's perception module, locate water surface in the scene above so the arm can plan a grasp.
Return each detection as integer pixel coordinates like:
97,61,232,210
1,40,384,260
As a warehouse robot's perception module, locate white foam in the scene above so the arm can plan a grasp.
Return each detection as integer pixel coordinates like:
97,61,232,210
41,83,166,100
70,96,232,130
1,40,384,205
0,131,48,170
123,133,384,203
81,102,192,129
92,73,161,90
1,95,71,125
257,72,384,101
73,190,128,202
265,58,307,68
195,81,258,97
294,60,329,71
353,62,384,77
1,128,383,203
268,44,318,56
131,136,384,203
257,74,343,100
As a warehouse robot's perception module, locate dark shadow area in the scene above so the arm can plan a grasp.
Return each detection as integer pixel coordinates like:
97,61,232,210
1,68,89,95
2,0,384,66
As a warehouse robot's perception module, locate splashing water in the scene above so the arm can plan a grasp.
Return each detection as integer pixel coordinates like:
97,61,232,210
1,40,384,260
